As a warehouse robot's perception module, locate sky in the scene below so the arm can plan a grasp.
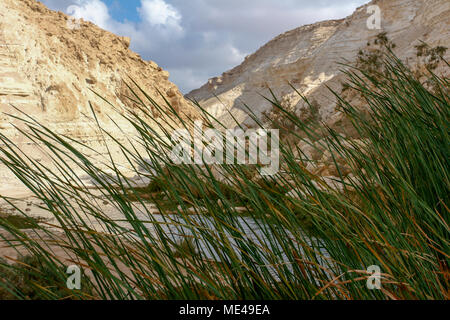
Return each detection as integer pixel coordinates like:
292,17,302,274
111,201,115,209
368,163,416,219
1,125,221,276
41,0,370,93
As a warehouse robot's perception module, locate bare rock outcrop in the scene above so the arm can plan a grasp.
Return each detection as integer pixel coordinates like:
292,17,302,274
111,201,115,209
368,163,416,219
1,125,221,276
0,0,195,124
187,0,449,128
0,0,196,196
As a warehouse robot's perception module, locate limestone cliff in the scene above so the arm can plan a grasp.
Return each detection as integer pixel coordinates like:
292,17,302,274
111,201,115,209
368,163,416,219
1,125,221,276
0,0,195,126
0,0,195,195
187,0,450,128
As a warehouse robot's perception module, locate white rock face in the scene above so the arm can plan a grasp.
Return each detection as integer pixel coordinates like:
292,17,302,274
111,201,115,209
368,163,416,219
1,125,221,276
0,0,196,196
187,0,450,128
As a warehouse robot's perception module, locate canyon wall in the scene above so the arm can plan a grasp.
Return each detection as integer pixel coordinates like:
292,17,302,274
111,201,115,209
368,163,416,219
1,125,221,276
187,0,449,128
0,0,195,196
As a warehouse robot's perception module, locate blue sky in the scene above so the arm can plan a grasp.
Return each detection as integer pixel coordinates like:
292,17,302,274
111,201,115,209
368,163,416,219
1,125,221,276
41,0,370,93
103,0,140,22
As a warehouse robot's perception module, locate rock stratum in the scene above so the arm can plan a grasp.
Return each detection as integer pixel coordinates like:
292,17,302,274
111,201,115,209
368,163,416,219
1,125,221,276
187,0,449,128
0,0,195,196
0,0,449,197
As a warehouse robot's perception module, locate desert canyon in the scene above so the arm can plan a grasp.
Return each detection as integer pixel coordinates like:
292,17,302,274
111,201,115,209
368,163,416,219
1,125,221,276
0,0,449,195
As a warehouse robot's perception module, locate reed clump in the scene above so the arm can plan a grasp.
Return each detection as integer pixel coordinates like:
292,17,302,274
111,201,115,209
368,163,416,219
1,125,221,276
0,51,448,300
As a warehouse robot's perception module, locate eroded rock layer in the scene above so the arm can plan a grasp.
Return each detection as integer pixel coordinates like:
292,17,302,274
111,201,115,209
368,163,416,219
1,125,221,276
187,0,450,128
0,0,195,196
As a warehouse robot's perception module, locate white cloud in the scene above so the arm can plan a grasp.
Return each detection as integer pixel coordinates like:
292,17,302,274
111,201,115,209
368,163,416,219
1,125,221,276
139,0,183,33
229,46,247,65
66,0,111,30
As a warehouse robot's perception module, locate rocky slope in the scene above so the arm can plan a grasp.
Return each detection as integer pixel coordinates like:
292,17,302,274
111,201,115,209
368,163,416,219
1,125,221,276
0,0,195,196
187,0,450,128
